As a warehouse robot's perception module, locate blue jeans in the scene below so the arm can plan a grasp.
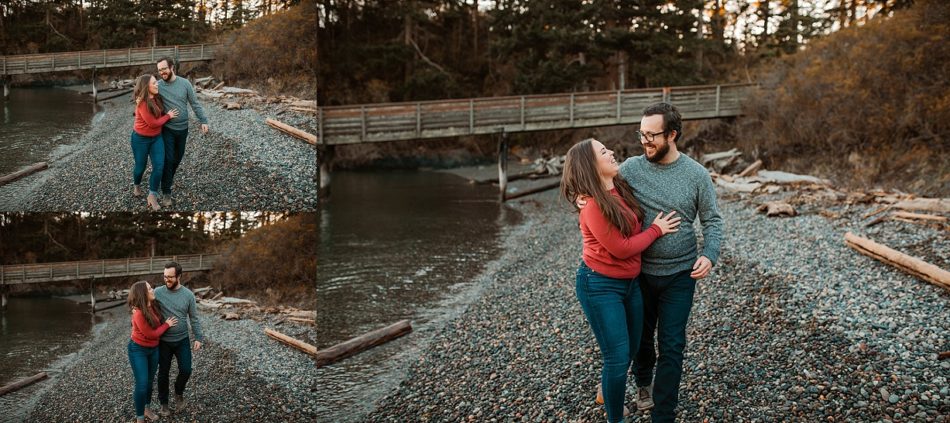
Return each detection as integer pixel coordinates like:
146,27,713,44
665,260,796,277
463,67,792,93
127,340,158,419
161,127,189,195
130,131,165,196
575,261,643,423
634,269,697,423
158,337,192,404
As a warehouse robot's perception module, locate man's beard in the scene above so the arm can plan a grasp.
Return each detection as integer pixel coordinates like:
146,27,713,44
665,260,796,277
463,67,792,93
161,72,172,82
645,140,670,163
165,279,179,290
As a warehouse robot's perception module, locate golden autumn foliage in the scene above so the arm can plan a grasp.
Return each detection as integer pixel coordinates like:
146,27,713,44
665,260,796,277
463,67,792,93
214,0,317,97
210,214,316,308
737,0,950,195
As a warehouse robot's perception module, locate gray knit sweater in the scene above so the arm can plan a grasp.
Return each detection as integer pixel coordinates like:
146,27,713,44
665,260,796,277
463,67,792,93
154,285,204,342
618,153,723,276
157,76,208,131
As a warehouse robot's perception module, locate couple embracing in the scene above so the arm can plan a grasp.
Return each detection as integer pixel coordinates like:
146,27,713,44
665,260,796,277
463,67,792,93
129,57,210,210
562,102,723,422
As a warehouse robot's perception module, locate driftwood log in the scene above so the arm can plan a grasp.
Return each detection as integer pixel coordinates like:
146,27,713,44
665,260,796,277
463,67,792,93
265,118,317,145
0,372,48,396
756,201,797,217
939,351,950,360
503,181,562,201
738,159,763,177
844,232,950,290
316,319,413,367
0,162,49,187
891,211,949,223
265,328,318,355
891,198,950,213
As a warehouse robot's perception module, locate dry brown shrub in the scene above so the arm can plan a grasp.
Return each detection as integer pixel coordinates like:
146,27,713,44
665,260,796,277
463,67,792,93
737,0,950,196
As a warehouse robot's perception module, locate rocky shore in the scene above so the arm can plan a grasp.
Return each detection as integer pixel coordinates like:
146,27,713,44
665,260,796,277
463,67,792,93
24,305,317,422
0,92,316,211
361,186,949,421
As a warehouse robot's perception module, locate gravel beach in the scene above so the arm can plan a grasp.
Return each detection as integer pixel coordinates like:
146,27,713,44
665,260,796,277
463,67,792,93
0,92,317,211
23,304,318,422
361,184,949,422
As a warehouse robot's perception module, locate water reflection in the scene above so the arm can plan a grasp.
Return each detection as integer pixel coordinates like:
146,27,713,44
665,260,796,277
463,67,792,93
316,170,520,422
0,87,102,175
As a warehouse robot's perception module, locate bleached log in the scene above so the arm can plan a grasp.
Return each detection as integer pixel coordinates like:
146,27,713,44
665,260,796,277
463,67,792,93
700,148,741,165
0,372,48,396
0,162,49,187
891,198,950,214
715,178,761,193
844,232,950,290
265,118,317,145
265,328,318,356
316,320,413,367
756,201,796,217
220,87,257,95
754,170,831,185
738,159,763,177
891,211,948,223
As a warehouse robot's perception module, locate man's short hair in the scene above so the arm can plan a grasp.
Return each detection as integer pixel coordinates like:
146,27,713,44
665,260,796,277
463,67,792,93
157,57,176,71
164,261,182,276
642,102,683,142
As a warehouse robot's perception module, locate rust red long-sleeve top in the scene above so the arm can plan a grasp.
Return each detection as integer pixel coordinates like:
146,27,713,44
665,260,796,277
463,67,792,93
133,99,170,137
130,305,170,347
580,189,663,279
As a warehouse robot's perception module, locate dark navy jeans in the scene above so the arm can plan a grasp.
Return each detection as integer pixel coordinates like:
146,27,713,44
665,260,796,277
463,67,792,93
130,131,165,196
158,337,192,404
634,269,697,423
160,127,188,195
127,340,158,419
576,261,643,423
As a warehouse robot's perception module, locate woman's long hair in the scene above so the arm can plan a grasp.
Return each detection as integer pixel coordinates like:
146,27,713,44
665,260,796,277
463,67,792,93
560,138,645,237
132,74,165,119
127,280,161,328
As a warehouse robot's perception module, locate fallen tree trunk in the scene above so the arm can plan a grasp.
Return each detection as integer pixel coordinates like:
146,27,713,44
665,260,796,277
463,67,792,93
890,211,949,223
287,317,315,325
265,328,318,356
737,159,763,177
891,198,950,213
844,232,950,290
0,162,49,187
0,372,48,396
503,181,561,201
96,88,133,101
265,118,317,145
316,319,412,367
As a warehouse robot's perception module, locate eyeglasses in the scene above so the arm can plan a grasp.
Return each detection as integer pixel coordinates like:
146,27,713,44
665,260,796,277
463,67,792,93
163,275,178,280
636,130,666,143
158,67,170,72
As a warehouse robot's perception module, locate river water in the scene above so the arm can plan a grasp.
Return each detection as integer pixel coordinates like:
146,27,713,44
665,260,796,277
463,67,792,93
316,170,521,421
0,297,104,422
0,86,102,176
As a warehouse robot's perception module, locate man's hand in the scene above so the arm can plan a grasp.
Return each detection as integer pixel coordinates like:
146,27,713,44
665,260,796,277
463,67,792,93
575,195,590,209
200,124,209,134
193,340,202,351
690,256,713,279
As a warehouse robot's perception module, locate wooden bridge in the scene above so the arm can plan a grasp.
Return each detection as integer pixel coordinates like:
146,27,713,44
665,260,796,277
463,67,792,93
0,254,218,286
316,83,754,200
317,83,752,145
0,44,221,76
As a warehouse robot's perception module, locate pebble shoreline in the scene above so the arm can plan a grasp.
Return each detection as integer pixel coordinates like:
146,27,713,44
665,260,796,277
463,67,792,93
361,186,949,422
0,93,317,211
23,305,318,422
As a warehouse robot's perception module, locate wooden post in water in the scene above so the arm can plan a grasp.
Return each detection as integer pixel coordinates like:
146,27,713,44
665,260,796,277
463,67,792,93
89,277,96,314
497,129,509,202
1,276,7,312
2,77,10,101
91,67,98,103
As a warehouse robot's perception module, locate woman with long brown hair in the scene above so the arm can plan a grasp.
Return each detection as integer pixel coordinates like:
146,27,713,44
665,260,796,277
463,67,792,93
561,138,680,422
127,280,178,422
131,74,179,210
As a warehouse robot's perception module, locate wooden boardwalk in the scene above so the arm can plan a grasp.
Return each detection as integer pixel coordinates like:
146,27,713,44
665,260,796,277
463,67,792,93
0,254,218,285
317,83,753,145
0,44,221,76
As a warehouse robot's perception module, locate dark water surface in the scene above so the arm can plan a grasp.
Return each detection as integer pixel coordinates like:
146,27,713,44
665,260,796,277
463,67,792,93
0,297,104,422
316,170,521,422
0,86,102,175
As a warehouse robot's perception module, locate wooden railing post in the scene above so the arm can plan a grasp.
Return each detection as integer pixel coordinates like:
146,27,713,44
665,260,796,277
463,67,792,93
469,99,475,133
715,85,721,115
520,96,526,129
616,90,622,122
569,93,575,126
415,103,422,137
360,106,367,141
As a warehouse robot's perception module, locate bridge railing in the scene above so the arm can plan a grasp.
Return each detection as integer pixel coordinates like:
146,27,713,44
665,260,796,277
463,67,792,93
0,254,219,285
1,44,221,75
318,83,754,145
